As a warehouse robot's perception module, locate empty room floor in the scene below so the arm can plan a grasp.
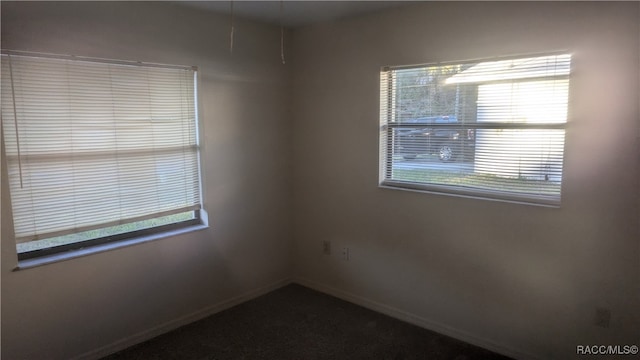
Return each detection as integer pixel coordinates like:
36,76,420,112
103,284,511,360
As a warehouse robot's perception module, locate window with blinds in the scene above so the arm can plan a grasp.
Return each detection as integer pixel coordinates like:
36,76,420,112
379,53,571,206
1,52,203,258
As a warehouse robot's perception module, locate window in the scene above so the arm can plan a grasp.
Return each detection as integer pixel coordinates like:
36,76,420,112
379,53,571,206
1,52,203,260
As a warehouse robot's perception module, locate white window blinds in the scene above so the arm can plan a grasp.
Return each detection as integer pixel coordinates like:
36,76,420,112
1,53,201,243
380,54,571,206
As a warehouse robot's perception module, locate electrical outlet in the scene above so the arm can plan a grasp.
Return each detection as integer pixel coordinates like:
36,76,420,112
322,240,331,255
342,247,350,261
594,307,611,328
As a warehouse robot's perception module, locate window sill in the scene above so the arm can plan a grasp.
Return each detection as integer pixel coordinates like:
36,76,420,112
379,181,561,208
14,223,208,271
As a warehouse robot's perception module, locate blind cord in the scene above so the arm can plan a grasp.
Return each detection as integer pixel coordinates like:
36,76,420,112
7,54,24,188
280,0,285,65
230,0,235,55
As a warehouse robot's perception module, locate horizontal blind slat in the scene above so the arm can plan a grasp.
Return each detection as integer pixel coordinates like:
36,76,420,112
380,53,570,205
1,53,201,243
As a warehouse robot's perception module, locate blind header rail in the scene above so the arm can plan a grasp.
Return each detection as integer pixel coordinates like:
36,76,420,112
381,50,572,72
1,49,197,71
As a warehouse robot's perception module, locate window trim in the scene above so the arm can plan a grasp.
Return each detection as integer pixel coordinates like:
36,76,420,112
379,52,571,207
16,210,203,261
2,50,206,260
379,181,562,208
13,209,209,271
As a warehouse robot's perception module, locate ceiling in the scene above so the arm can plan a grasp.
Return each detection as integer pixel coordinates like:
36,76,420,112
179,1,415,28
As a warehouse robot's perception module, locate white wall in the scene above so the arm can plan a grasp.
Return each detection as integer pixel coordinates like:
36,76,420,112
291,2,639,359
1,2,292,359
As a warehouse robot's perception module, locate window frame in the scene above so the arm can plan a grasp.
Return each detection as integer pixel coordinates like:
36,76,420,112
16,211,202,261
379,52,571,207
1,50,206,261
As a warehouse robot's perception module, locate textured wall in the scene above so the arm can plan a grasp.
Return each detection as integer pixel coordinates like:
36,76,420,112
1,2,292,359
291,2,639,359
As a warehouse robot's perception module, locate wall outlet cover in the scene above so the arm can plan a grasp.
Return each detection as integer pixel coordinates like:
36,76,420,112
342,247,350,261
322,240,331,255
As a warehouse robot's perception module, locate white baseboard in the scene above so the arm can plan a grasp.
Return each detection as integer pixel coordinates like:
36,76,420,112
73,277,292,360
293,277,539,360
73,276,539,360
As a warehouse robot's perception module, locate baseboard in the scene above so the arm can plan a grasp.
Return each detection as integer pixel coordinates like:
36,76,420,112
294,277,540,360
73,276,539,360
73,277,292,360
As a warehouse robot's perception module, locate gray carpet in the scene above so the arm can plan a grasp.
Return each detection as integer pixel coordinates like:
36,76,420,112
103,284,512,360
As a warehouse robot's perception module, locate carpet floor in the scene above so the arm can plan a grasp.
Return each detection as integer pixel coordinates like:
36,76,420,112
103,283,512,360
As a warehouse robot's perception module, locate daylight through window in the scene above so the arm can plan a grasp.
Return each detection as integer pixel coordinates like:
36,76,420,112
379,53,571,205
1,52,203,258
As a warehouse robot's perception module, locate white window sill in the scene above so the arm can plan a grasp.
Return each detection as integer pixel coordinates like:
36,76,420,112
379,182,561,208
14,223,208,271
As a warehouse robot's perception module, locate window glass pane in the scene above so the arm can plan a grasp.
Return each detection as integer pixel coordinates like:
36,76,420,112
380,54,570,205
1,52,202,256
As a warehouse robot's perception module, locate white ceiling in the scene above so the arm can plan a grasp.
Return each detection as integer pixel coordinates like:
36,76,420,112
179,1,415,28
